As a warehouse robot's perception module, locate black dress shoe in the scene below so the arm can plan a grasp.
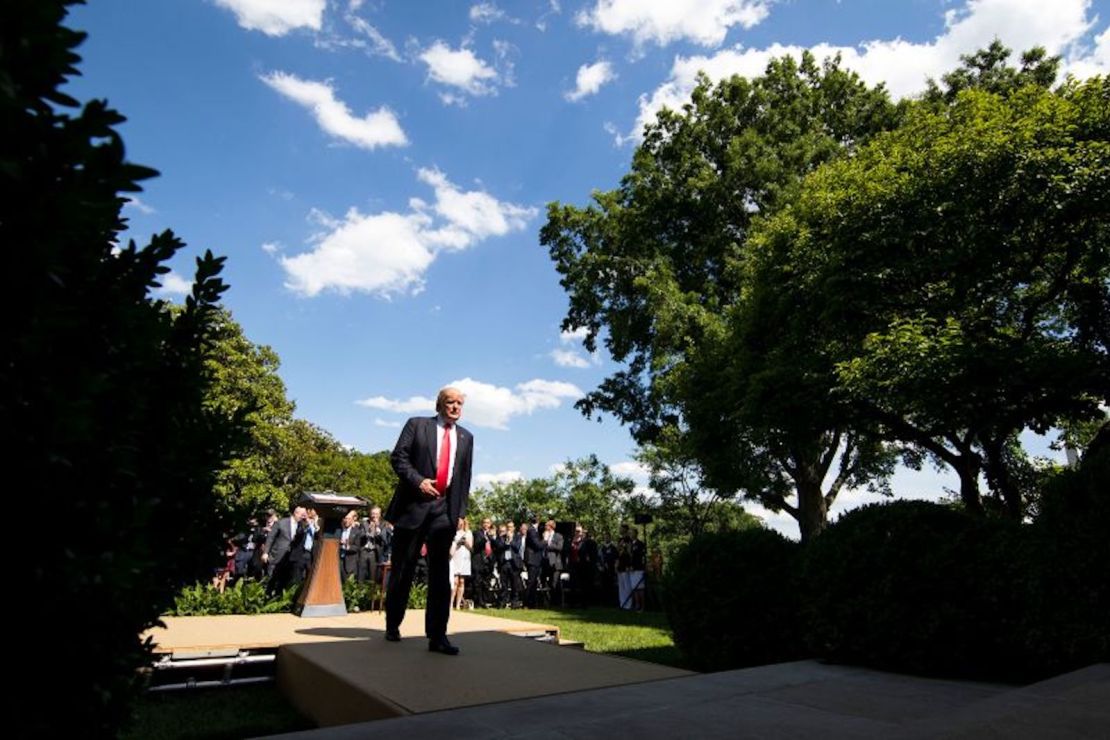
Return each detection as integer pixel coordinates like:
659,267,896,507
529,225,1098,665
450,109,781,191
428,637,459,655
384,629,401,642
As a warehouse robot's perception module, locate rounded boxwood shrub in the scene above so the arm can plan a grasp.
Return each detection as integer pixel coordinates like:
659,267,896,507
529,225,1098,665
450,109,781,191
1022,447,1110,677
801,500,1028,681
663,528,805,672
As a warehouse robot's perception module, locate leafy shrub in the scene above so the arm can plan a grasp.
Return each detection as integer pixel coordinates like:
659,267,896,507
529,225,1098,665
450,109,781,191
6,2,242,735
407,582,429,609
342,578,383,611
168,580,295,616
801,501,1029,681
663,528,804,671
1021,447,1110,676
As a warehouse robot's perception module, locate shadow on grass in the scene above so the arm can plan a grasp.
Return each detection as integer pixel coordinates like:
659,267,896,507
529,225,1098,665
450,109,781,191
123,683,313,740
606,644,694,671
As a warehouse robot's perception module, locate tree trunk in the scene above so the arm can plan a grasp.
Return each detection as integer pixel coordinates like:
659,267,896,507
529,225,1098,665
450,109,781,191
953,454,984,516
795,475,829,542
981,435,1022,520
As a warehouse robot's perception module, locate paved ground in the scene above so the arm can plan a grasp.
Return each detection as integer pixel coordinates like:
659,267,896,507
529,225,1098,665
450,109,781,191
260,660,1110,739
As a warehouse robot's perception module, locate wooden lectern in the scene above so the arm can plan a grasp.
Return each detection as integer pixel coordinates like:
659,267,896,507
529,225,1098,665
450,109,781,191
294,490,368,618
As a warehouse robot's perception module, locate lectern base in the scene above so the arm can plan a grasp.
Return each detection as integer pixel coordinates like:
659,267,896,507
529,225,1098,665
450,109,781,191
296,602,348,618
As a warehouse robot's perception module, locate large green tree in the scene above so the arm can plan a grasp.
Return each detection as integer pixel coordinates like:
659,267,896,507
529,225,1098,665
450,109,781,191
202,309,396,515
541,53,901,539
3,2,243,735
752,72,1109,517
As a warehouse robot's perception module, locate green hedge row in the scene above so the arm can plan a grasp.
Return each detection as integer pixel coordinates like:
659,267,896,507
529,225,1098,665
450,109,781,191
165,577,432,615
664,452,1109,681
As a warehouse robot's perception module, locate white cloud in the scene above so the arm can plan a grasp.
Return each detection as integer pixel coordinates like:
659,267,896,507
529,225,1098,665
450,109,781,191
457,378,584,429
577,0,772,49
214,0,324,36
470,3,507,24
261,242,280,255
475,470,524,487
551,349,591,368
626,0,1107,143
415,167,535,245
553,326,599,367
420,41,500,102
359,377,583,430
124,196,155,215
280,168,535,297
565,60,617,101
373,418,402,428
611,461,650,481
152,269,191,298
358,394,435,414
261,71,408,150
344,14,402,61
560,327,590,343
1064,23,1110,78
536,0,562,31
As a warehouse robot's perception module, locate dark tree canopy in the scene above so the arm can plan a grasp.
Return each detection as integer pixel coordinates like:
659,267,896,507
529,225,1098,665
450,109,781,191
752,75,1110,517
542,52,901,539
3,1,244,735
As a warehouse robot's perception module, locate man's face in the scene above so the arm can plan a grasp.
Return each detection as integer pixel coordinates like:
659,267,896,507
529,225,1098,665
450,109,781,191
482,518,492,530
293,507,307,521
498,526,507,538
343,512,355,527
370,508,380,523
440,390,464,423
575,527,583,539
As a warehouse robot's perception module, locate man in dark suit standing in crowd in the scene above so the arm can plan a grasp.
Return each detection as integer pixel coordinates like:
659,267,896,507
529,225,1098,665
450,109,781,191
384,386,473,655
262,505,307,598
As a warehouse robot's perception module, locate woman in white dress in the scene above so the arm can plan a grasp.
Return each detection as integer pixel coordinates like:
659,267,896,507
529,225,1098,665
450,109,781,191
449,517,473,609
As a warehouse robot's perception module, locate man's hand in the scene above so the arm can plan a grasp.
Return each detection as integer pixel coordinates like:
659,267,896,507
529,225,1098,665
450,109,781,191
457,518,466,530
261,552,269,563
419,478,440,496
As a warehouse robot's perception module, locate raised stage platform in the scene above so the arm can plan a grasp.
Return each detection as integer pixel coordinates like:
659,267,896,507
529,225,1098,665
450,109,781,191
144,610,692,728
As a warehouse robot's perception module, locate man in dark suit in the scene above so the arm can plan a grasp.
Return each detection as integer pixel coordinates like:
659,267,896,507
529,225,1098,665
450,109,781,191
384,386,473,655
523,519,545,608
262,505,307,598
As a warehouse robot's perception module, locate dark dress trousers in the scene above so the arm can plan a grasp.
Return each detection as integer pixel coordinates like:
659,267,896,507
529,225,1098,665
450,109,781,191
384,415,473,640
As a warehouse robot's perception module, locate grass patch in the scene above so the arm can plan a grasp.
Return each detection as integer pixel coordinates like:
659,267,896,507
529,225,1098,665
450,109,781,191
122,683,313,740
473,607,691,670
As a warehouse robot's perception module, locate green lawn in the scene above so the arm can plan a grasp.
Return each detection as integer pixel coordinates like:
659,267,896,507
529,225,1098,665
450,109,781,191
122,683,313,740
474,606,691,670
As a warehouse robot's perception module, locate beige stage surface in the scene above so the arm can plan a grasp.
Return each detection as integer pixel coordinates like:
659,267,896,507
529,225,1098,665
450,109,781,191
145,610,563,653
146,610,692,728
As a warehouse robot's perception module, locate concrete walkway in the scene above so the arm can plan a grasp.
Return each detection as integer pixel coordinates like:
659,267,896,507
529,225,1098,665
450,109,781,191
261,660,1109,739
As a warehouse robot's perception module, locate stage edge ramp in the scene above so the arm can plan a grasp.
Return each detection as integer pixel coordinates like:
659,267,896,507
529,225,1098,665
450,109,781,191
277,630,692,728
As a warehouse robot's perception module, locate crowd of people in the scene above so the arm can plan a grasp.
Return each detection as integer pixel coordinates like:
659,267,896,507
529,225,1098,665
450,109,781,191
214,507,659,611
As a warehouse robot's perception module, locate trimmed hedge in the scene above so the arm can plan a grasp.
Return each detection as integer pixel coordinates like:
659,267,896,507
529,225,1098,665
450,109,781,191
663,528,804,672
800,501,1029,681
665,451,1108,681
1021,449,1110,677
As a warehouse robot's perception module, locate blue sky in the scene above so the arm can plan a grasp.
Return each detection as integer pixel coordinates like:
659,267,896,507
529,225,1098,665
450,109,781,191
66,0,1107,535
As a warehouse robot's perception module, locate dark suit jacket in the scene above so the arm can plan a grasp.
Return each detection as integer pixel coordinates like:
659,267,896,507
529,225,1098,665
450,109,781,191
544,531,565,570
264,516,299,565
385,415,473,529
524,526,545,568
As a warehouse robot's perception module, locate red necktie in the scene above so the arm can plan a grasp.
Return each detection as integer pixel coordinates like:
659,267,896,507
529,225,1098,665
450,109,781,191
435,423,452,495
